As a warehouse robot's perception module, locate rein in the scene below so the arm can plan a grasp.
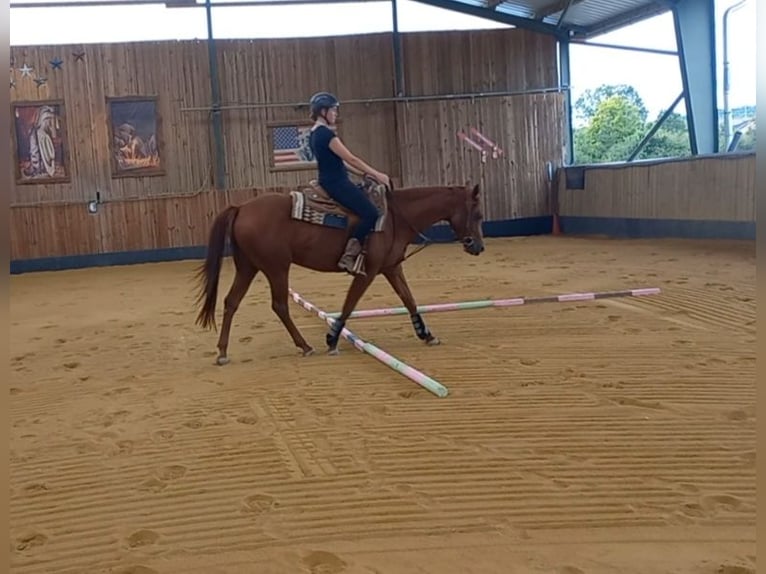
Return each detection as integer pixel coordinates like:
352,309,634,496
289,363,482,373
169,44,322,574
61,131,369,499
384,186,433,262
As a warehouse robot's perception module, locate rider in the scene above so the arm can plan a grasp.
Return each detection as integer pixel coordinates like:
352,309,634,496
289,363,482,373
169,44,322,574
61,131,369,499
307,91,391,275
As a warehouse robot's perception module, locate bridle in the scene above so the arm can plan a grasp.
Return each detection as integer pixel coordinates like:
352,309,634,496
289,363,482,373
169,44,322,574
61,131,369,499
382,182,475,263
378,182,432,262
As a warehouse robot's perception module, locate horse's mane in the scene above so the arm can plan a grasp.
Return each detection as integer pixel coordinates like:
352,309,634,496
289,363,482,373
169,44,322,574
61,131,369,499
388,184,464,198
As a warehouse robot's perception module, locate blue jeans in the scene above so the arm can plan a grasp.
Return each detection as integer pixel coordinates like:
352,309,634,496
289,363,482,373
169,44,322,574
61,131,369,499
322,178,379,242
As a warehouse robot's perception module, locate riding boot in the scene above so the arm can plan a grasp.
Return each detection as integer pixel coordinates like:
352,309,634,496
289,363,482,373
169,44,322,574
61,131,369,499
338,237,366,276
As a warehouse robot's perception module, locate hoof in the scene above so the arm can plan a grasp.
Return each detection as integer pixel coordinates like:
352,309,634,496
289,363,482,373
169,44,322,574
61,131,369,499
327,348,340,356
426,337,441,346
302,347,315,357
216,356,230,366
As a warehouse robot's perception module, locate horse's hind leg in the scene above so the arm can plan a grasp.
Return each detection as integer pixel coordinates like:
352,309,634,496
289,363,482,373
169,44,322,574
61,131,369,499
382,264,440,346
265,267,315,357
216,258,258,365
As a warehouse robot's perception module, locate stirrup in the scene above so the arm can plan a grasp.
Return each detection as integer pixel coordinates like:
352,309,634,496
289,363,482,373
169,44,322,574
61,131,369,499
350,252,366,276
339,252,367,276
338,238,367,276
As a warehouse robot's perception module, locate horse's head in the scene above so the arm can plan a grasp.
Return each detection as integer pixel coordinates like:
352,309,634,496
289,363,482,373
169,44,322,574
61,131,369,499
446,183,485,256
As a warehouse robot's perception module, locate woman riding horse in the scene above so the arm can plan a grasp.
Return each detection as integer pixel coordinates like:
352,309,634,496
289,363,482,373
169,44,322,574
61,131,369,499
307,91,391,275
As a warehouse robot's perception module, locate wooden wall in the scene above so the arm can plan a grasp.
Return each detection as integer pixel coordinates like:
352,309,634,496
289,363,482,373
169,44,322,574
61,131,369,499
10,28,565,262
557,153,756,224
10,40,215,205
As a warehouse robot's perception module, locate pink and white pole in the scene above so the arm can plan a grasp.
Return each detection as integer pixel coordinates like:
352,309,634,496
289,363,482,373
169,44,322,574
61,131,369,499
326,287,661,320
288,288,449,398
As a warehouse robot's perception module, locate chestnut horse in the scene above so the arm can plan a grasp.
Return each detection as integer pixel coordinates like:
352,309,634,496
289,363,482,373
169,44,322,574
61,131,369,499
194,180,485,364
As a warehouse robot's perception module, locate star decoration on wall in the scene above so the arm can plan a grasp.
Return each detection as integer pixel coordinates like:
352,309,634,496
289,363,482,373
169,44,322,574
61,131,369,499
50,57,63,70
19,63,33,77
73,51,85,62
10,77,16,88
34,76,47,87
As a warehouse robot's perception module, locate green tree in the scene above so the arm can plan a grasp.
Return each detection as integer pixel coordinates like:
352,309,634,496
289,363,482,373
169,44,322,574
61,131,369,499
574,95,646,163
574,84,649,125
736,126,756,151
637,111,690,160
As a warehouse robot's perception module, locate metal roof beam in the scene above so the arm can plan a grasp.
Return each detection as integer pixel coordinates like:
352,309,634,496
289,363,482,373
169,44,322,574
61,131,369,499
534,0,581,20
570,39,677,56
410,0,577,38
573,1,675,39
555,0,575,28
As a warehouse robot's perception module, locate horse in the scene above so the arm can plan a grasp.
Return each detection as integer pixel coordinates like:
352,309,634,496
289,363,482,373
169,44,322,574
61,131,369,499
194,177,485,364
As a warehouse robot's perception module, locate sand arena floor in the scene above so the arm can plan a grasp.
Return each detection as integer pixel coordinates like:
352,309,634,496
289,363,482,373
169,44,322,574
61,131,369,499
9,235,756,574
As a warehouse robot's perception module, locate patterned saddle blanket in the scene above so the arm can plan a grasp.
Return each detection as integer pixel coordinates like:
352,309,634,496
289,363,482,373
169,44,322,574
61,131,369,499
289,177,389,231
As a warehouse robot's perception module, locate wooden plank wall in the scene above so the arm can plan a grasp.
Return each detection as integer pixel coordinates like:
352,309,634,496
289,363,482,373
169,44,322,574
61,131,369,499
10,40,214,205
397,93,564,219
10,28,564,262
557,153,756,222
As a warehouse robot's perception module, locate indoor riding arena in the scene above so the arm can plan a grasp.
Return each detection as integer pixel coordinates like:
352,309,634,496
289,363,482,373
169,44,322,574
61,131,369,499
9,2,756,573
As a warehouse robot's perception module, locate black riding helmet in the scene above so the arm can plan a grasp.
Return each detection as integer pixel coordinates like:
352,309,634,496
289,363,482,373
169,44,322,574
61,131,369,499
309,91,339,120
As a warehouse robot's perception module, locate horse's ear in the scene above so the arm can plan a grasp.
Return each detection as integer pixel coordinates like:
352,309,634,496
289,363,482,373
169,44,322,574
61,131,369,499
471,184,480,198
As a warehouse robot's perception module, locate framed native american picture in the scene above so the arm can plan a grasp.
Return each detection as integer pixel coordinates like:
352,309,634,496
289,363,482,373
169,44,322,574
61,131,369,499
107,95,164,178
12,99,71,184
267,120,340,172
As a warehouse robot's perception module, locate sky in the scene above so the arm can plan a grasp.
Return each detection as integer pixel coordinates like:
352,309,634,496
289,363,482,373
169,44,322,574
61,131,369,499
9,0,756,123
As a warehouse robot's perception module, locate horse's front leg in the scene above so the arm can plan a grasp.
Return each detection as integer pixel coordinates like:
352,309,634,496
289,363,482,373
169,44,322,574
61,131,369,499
382,264,440,346
326,272,377,354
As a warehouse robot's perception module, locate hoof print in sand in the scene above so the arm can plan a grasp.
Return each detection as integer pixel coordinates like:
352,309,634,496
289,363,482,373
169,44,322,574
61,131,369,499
15,531,47,551
24,482,49,494
302,550,347,574
726,409,750,422
127,529,160,548
117,567,159,574
236,415,258,425
242,493,278,514
701,494,743,512
138,465,187,492
111,440,135,456
156,465,187,481
137,478,168,493
153,429,175,441
679,502,707,518
716,566,754,574
557,567,584,574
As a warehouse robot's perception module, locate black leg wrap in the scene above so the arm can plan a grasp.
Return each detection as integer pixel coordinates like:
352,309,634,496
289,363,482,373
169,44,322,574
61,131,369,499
410,313,431,340
326,319,345,348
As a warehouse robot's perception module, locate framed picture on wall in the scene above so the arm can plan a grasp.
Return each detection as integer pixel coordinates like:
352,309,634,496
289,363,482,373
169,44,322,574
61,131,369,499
12,99,71,184
107,95,164,178
267,120,339,172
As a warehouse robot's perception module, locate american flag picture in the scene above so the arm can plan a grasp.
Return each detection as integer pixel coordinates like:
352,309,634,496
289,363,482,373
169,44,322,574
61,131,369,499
272,125,314,166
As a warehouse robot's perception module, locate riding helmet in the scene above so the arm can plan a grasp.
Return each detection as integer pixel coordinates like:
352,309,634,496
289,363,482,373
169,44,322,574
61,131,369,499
309,91,340,117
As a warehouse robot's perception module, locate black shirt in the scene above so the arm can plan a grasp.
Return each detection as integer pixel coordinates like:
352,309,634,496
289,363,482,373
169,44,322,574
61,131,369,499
308,124,348,185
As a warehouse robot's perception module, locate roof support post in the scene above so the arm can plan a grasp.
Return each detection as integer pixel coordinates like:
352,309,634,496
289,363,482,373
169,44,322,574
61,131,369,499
672,0,718,154
204,0,227,189
391,0,404,97
558,38,573,165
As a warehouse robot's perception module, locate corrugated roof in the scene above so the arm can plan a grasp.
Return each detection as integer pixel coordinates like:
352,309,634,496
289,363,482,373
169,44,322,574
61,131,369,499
412,0,673,39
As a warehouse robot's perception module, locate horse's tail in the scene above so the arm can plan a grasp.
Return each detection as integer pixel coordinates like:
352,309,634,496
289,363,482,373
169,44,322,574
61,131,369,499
194,204,240,331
